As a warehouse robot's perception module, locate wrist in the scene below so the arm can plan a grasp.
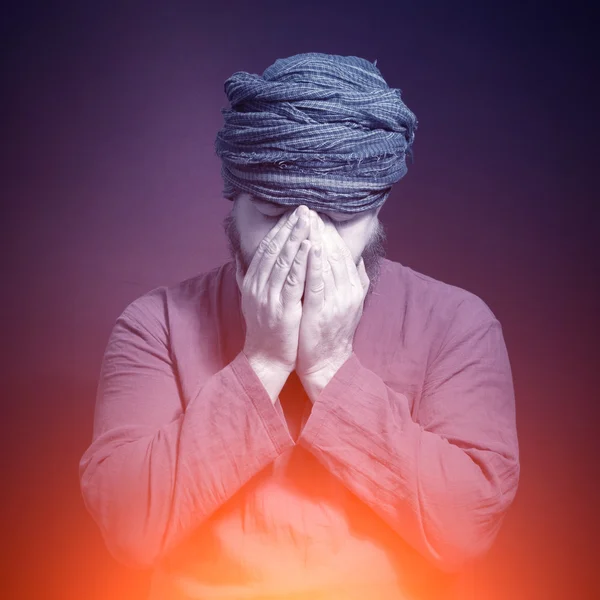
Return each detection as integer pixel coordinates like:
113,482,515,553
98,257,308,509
299,368,331,403
299,349,352,380
245,352,293,377
298,365,337,404
299,353,351,403
244,352,293,404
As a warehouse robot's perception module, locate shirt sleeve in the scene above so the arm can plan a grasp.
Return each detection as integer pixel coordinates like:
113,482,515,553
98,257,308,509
79,302,294,569
297,314,520,573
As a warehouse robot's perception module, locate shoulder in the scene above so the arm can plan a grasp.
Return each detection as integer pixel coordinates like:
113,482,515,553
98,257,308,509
117,261,234,334
381,257,499,337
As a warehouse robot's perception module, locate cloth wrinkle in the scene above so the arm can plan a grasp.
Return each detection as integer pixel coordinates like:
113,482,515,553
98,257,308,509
214,52,418,213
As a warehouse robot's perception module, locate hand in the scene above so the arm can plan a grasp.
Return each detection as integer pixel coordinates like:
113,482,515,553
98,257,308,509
296,212,370,380
236,205,312,374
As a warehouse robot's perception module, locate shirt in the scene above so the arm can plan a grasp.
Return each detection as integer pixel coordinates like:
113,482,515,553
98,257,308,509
79,257,520,600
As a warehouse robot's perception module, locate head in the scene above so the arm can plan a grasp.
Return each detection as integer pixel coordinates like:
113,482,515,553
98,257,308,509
223,192,387,297
216,52,417,300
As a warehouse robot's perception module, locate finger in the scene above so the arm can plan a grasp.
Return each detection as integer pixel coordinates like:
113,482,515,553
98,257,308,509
325,219,360,290
317,218,338,302
255,208,301,291
325,225,351,293
269,207,311,296
307,208,322,250
310,212,334,300
246,211,293,286
281,239,311,305
304,241,324,311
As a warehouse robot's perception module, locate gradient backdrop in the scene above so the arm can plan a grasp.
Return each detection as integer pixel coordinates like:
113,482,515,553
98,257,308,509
2,2,597,599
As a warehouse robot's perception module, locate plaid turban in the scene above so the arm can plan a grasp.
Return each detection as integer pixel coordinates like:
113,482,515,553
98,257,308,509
214,52,418,214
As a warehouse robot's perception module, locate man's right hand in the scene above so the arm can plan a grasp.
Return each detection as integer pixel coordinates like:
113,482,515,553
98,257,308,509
237,204,312,380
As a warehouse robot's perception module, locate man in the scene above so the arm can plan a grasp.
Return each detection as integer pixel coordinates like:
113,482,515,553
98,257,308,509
79,53,520,600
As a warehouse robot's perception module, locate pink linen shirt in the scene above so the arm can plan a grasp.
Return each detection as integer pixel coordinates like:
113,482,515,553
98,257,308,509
79,257,520,600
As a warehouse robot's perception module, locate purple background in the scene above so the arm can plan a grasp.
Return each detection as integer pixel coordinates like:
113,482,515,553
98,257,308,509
2,2,597,599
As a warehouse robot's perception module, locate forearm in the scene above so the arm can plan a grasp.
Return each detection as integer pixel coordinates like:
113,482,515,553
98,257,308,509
298,352,520,573
246,353,293,404
80,351,294,568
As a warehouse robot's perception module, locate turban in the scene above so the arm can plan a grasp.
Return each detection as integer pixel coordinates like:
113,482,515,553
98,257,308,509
214,52,418,214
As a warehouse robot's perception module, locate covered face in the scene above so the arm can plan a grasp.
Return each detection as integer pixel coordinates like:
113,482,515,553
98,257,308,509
216,53,416,297
223,193,387,296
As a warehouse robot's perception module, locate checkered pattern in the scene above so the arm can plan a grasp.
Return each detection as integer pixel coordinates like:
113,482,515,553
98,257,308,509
214,52,418,213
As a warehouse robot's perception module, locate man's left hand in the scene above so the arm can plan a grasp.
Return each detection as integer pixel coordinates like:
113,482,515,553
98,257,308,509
296,212,370,385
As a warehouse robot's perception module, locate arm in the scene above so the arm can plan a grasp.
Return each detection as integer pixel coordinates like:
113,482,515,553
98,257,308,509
297,316,520,573
79,303,294,569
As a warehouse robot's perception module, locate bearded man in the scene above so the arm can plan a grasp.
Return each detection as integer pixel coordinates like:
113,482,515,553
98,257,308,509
80,53,520,600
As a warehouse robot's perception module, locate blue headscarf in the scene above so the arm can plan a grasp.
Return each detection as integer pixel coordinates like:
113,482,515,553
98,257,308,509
214,52,418,214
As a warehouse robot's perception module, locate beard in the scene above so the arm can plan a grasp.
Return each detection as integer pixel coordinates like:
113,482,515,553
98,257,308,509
222,210,387,300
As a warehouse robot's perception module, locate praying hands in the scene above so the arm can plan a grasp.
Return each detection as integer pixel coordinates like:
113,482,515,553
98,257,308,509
297,210,369,398
236,204,370,403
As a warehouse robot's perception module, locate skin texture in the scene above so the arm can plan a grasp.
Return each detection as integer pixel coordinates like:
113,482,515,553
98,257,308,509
222,192,388,400
223,193,386,295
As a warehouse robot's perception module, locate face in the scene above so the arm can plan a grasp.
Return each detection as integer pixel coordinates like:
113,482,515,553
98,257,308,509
223,193,387,298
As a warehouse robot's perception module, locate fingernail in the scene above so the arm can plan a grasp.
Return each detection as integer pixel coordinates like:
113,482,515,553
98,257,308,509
314,244,321,257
